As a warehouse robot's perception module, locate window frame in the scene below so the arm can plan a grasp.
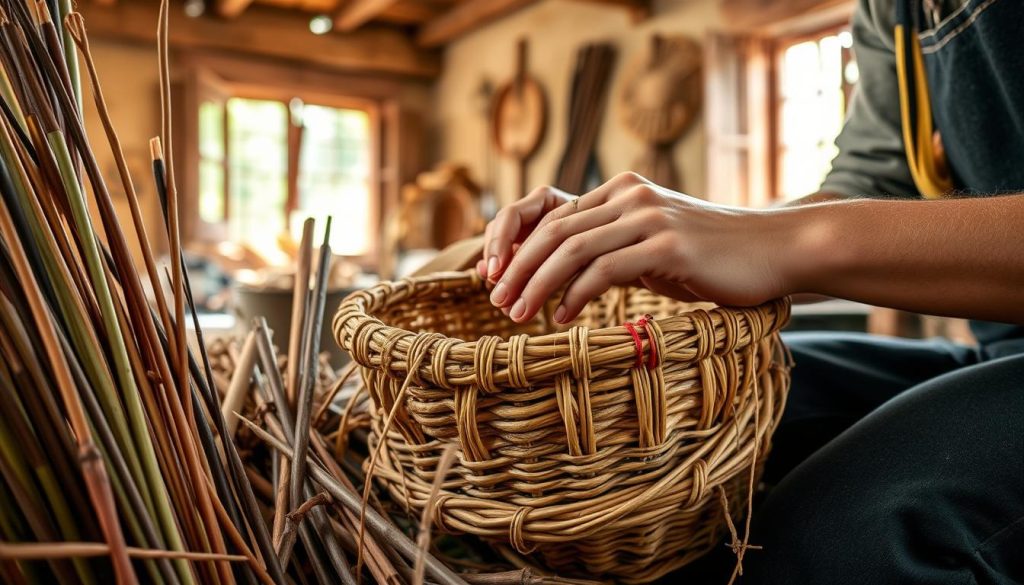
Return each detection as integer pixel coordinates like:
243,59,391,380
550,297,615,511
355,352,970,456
224,85,382,263
770,21,856,202
174,52,419,272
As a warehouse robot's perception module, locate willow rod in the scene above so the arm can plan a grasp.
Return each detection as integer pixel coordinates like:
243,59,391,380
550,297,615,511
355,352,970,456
0,184,134,583
0,542,248,562
238,416,470,585
0,9,191,575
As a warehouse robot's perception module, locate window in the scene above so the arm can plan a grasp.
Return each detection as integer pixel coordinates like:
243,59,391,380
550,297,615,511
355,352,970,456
194,90,377,264
705,19,858,206
775,27,858,201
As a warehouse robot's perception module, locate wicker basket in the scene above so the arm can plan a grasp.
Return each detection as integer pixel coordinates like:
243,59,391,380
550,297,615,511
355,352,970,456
333,271,791,583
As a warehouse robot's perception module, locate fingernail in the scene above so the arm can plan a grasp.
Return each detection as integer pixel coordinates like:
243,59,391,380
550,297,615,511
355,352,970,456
487,256,500,278
490,282,508,306
509,298,526,321
553,305,567,323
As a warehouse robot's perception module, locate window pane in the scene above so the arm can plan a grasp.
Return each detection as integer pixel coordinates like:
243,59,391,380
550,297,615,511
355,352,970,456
776,29,854,201
199,100,224,160
227,98,288,261
199,159,225,223
780,41,820,98
297,104,372,256
819,35,842,90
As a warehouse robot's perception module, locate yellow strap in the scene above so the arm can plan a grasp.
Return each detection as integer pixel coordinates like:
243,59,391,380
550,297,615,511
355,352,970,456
895,24,953,199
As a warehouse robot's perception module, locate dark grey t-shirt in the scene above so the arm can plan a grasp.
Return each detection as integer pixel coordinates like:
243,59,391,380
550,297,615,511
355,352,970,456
821,0,964,197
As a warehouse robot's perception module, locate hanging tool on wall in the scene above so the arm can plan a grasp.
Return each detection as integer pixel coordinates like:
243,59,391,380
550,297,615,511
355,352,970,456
491,38,547,203
620,34,702,191
554,42,617,194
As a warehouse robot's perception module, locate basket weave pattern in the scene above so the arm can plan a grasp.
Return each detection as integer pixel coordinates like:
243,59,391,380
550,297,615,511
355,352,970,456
334,271,791,582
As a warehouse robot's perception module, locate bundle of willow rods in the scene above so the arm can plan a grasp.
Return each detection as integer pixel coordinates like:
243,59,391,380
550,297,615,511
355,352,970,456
0,3,603,584
0,0,290,582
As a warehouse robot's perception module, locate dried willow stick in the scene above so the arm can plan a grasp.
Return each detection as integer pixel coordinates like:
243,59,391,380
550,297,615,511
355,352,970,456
150,141,285,584
310,434,401,585
237,416,470,585
0,542,247,562
290,220,332,536
414,444,458,585
252,321,354,584
288,217,315,407
312,361,358,426
0,189,133,582
223,330,258,436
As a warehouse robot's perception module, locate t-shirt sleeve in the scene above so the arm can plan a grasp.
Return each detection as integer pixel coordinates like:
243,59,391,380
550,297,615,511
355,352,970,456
820,0,920,199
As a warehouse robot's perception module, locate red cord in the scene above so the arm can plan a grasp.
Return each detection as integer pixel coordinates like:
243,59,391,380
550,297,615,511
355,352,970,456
624,315,658,370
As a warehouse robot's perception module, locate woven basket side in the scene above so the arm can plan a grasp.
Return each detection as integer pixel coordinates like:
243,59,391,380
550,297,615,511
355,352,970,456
333,271,790,391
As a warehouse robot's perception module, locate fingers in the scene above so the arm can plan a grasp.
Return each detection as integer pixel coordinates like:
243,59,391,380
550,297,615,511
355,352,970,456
482,173,649,282
483,186,573,282
494,209,639,321
554,243,660,324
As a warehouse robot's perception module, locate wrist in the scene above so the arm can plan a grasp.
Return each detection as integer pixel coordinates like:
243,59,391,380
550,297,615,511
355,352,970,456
763,203,844,296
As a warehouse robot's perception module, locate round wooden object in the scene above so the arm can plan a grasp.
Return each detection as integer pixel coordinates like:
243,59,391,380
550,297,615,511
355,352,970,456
491,77,547,160
620,36,702,146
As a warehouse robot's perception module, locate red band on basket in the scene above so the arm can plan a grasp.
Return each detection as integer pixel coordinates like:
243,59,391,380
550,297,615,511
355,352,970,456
624,315,659,370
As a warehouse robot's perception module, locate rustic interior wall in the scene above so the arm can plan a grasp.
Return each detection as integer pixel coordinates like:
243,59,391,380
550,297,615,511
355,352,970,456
434,0,722,208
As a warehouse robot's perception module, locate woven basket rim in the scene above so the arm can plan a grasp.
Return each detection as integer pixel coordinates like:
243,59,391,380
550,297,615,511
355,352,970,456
333,270,791,389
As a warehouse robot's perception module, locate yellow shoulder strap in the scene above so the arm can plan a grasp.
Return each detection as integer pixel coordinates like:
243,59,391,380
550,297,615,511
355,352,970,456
895,24,953,198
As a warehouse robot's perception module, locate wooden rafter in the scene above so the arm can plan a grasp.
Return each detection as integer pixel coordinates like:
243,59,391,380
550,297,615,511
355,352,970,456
417,0,650,48
215,0,256,19
573,0,651,22
417,0,540,48
334,0,401,31
77,2,441,78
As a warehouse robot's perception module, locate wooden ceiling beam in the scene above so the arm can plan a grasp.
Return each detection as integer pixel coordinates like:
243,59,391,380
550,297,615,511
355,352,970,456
214,0,255,19
417,0,541,48
378,1,442,24
333,0,400,31
569,0,651,22
417,0,651,48
77,1,441,78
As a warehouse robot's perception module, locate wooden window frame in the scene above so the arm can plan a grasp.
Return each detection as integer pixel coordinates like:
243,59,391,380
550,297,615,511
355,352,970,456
224,86,383,262
771,21,855,201
705,1,855,208
176,51,426,272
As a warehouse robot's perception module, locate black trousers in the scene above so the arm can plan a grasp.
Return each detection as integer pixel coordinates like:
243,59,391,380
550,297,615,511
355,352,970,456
672,332,1024,584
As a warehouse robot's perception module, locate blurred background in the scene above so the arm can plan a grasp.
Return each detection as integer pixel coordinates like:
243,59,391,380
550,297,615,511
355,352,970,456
77,0,972,360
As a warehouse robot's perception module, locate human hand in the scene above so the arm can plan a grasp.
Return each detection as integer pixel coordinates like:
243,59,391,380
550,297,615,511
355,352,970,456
480,173,803,324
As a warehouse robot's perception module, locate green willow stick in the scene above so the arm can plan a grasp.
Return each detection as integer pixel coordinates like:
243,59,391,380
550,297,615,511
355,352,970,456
45,129,166,584
56,0,80,113
0,118,160,530
0,360,92,584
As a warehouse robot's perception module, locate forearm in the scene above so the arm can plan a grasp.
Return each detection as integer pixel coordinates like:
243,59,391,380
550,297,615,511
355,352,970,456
778,195,1024,323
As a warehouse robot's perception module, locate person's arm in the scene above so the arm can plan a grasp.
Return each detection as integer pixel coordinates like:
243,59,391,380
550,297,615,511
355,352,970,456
480,174,1023,326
